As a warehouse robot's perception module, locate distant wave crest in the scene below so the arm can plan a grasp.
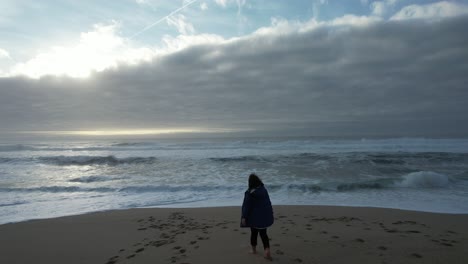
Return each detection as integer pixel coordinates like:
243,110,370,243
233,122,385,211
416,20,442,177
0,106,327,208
69,175,125,183
0,186,114,193
0,144,37,152
210,156,266,162
0,171,454,196
269,180,390,193
39,155,157,166
0,201,29,207
0,185,240,194
210,152,468,164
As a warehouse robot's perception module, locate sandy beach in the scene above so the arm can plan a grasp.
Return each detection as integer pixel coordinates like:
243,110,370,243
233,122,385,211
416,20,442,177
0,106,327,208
1,206,467,264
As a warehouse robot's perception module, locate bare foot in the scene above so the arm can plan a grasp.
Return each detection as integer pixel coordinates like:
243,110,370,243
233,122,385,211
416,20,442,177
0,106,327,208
249,246,257,254
264,248,273,261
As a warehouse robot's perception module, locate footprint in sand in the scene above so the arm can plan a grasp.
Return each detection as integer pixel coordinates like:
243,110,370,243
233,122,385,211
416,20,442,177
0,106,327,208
355,238,365,243
378,246,387,250
152,240,172,247
106,256,119,264
411,253,423,258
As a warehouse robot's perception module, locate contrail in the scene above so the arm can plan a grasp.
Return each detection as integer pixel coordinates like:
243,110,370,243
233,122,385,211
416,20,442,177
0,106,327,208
130,0,198,39
0,49,17,64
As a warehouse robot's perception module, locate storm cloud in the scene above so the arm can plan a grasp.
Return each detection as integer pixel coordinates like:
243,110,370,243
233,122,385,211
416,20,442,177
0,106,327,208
1,14,468,137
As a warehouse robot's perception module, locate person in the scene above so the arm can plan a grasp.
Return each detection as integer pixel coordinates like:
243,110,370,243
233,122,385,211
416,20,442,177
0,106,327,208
241,173,274,260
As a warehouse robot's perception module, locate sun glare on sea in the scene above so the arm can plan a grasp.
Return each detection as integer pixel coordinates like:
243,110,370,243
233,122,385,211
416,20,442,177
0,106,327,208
19,128,236,136
63,129,203,136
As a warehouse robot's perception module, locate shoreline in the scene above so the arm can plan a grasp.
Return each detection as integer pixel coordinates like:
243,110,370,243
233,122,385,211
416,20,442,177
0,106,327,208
3,203,468,226
1,205,467,263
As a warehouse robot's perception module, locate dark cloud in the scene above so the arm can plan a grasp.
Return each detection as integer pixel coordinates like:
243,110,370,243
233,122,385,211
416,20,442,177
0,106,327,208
1,15,468,137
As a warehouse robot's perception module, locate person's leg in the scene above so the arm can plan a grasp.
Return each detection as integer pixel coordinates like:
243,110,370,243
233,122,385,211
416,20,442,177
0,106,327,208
250,228,259,254
259,229,272,260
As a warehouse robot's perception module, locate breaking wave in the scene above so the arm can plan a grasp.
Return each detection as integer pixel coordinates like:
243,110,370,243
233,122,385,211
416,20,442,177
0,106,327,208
269,171,452,192
268,180,390,192
396,171,450,188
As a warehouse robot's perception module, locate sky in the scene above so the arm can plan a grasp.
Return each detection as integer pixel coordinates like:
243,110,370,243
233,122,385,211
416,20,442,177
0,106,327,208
0,0,468,139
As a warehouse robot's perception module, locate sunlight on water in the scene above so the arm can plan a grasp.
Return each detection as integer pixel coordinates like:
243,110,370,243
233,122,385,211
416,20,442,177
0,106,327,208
18,128,238,136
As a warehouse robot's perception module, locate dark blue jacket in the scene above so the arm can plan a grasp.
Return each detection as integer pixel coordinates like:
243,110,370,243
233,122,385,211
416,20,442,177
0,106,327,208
241,185,274,228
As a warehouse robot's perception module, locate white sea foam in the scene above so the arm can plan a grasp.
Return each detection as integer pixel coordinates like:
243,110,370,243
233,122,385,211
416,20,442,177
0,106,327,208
397,171,450,188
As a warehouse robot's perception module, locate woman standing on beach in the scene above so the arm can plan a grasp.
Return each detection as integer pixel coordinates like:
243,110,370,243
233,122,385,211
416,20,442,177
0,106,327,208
241,173,274,260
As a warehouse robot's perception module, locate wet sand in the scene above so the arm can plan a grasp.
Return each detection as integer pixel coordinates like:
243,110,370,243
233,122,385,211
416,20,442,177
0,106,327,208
1,206,467,264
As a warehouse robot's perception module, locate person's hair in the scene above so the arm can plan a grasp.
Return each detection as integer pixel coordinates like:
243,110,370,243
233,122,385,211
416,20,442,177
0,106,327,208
248,173,264,190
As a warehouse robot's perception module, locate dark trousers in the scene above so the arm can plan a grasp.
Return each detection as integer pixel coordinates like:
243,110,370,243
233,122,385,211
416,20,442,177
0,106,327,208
250,228,270,249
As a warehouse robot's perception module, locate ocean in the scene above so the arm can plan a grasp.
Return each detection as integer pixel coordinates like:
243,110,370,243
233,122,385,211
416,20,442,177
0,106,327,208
1,137,468,224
